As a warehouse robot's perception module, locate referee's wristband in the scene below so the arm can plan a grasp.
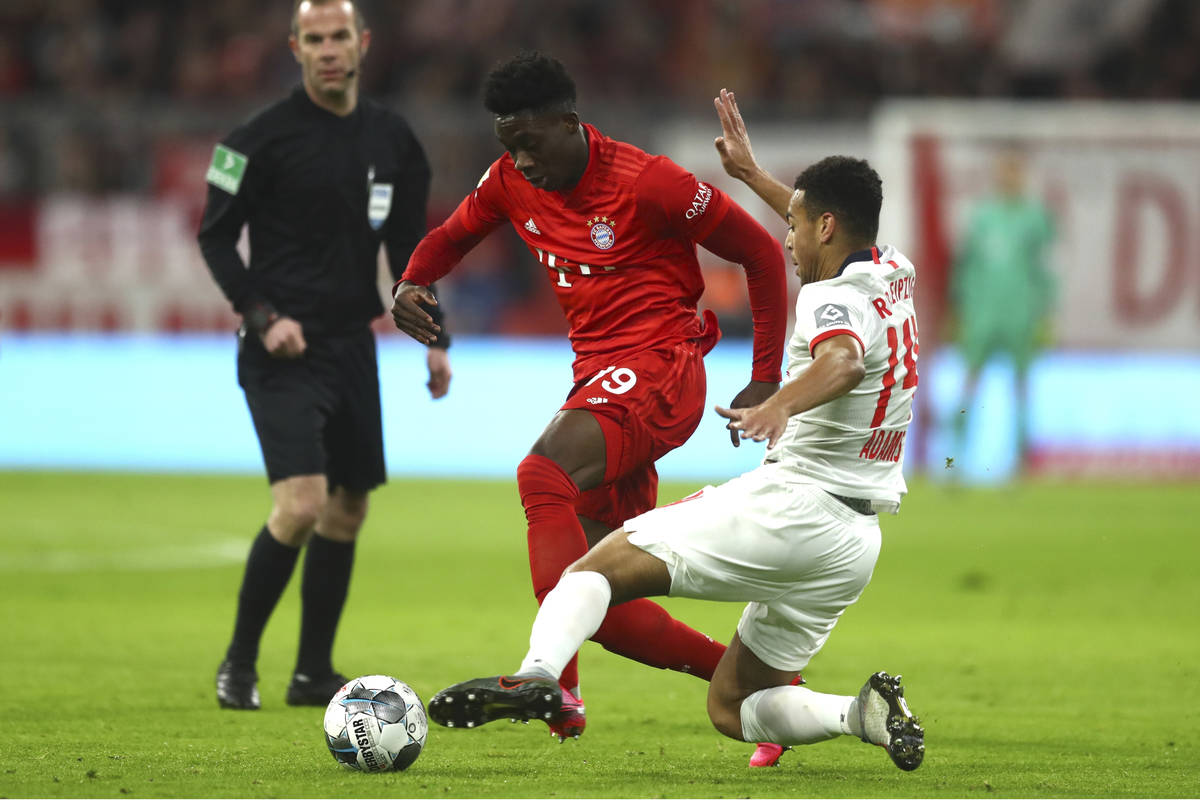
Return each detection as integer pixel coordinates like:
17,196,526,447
245,302,281,335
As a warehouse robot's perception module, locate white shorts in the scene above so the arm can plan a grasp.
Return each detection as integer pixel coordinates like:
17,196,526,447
625,462,881,671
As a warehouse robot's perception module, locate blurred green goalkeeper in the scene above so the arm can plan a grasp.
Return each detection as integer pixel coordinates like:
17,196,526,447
950,145,1056,473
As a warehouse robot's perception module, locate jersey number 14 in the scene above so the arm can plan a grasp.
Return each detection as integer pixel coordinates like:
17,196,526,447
870,315,918,428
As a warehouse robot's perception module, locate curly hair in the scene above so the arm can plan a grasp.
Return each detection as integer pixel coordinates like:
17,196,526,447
483,51,577,117
794,156,883,242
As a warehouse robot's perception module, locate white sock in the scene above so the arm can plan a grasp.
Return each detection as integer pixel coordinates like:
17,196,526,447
516,571,611,680
739,686,855,745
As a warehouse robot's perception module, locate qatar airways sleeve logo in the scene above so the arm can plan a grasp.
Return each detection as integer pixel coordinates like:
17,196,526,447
685,182,713,220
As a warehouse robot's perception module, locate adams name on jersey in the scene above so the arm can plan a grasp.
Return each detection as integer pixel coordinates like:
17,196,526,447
765,245,919,513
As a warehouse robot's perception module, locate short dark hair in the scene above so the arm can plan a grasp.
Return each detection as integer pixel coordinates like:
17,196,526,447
794,156,883,243
483,51,577,117
291,0,366,37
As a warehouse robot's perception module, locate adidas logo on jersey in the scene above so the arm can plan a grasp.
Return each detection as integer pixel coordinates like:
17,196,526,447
525,218,541,235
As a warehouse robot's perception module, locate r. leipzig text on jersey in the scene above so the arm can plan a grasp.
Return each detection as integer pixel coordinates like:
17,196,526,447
871,275,916,319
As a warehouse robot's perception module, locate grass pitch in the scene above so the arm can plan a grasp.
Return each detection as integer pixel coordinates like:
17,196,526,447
0,472,1197,798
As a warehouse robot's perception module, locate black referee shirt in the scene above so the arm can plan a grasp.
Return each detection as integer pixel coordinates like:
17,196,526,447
198,86,446,341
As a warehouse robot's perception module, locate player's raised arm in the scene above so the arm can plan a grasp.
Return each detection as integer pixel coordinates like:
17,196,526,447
713,89,794,222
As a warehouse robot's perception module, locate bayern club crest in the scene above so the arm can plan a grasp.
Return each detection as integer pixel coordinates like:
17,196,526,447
588,216,616,250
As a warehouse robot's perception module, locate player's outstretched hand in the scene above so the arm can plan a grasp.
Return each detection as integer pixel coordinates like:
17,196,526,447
426,346,452,399
713,88,759,182
722,379,780,446
391,281,442,345
715,399,789,450
261,316,307,359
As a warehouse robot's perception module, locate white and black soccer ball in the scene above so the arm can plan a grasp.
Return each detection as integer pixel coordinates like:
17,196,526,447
323,674,428,772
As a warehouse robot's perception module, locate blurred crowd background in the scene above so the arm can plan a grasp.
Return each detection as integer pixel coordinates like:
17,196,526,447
3,0,1199,482
2,0,1197,196
1,0,1196,334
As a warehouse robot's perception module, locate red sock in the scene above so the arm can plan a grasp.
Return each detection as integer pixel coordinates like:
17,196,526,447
517,454,587,691
560,655,580,694
592,598,726,681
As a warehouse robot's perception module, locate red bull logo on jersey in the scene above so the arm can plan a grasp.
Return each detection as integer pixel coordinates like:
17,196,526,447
588,216,616,250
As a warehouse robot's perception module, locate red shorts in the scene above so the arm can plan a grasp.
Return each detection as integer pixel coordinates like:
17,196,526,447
562,340,707,529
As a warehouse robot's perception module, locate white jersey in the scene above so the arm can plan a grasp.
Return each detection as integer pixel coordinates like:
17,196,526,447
763,244,918,513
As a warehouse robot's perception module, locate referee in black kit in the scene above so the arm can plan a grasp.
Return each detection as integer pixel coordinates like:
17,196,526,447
197,0,451,710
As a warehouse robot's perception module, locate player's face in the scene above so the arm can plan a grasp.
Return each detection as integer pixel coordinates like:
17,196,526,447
495,113,587,192
290,1,369,100
786,189,820,284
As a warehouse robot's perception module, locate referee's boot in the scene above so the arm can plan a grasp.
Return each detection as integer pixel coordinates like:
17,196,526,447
285,670,349,706
216,660,260,710
853,671,925,771
428,675,561,730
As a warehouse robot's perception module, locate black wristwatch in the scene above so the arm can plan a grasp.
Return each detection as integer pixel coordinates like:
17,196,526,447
245,302,281,335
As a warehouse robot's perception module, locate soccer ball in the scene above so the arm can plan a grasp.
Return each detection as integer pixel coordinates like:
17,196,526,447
323,675,428,772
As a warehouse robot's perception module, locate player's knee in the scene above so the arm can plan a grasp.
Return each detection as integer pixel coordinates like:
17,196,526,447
526,411,608,489
706,667,751,740
336,491,369,527
272,494,326,539
517,453,579,508
706,686,745,740
340,505,368,535
316,512,364,542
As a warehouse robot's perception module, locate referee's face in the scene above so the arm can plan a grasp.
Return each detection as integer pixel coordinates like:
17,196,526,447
290,1,369,103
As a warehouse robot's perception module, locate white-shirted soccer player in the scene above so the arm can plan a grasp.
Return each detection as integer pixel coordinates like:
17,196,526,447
425,89,925,773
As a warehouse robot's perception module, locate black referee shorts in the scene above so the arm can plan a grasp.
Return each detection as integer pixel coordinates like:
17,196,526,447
237,326,386,492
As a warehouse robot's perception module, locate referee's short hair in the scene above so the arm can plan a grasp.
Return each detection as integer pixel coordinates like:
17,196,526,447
291,0,367,36
484,51,577,118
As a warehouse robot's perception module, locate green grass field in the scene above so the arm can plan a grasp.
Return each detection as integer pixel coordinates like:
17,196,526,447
1,472,1197,798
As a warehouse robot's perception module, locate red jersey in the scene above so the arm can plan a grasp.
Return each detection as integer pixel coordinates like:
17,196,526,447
405,124,785,383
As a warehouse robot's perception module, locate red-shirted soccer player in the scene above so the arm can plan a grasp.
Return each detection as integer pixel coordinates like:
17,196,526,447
391,52,788,744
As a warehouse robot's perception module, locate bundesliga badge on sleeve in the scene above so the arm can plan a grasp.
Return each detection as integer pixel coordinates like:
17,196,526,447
206,144,248,195
367,165,393,230
814,303,850,329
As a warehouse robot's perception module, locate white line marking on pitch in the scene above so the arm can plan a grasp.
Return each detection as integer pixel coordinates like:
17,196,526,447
0,538,248,573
